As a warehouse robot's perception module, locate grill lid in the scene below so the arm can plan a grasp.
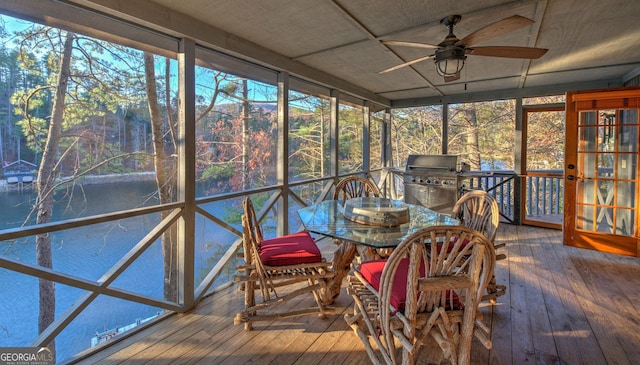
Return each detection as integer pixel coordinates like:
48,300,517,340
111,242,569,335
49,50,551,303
405,154,460,173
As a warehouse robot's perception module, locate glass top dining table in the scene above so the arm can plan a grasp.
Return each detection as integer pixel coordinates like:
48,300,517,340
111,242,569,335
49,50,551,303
297,198,460,249
297,198,460,303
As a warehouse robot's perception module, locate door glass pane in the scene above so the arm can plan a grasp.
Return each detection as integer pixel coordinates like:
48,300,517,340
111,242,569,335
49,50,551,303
618,154,636,180
597,180,614,205
619,125,637,152
576,204,594,230
597,153,615,178
578,180,595,205
581,152,596,178
617,109,637,237
617,181,636,208
617,208,634,236
621,109,638,125
578,111,598,126
595,207,614,233
597,111,616,152
578,126,598,152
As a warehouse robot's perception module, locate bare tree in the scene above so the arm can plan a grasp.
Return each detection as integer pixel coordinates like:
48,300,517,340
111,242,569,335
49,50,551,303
143,52,178,300
33,30,75,353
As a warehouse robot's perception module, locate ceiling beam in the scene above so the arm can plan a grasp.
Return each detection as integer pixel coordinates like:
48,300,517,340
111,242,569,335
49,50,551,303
324,0,443,96
518,0,547,88
391,78,623,107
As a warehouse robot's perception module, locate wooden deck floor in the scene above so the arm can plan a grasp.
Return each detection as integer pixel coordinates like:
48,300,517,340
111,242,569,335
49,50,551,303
73,225,640,365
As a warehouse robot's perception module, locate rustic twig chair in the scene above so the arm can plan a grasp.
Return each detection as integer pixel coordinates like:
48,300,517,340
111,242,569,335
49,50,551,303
452,189,506,302
333,176,381,205
344,226,495,365
234,197,335,330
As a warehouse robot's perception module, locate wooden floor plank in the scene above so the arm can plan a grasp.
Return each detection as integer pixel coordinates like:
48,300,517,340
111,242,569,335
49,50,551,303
507,226,538,363
484,224,513,365
578,247,640,363
265,299,352,365
535,228,591,365
550,241,621,365
129,288,244,364
524,227,564,364
549,239,609,365
570,248,633,365
291,297,361,365
316,328,368,364
71,225,640,365
202,289,317,364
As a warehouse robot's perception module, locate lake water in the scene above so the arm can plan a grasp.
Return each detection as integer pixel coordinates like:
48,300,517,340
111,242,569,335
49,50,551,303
0,180,238,362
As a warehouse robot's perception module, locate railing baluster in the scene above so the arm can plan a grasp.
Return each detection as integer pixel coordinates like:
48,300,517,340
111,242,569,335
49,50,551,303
543,177,548,215
527,177,532,215
506,178,511,217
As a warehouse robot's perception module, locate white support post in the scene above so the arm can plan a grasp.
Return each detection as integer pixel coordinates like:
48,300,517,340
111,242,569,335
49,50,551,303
178,37,196,311
277,71,290,236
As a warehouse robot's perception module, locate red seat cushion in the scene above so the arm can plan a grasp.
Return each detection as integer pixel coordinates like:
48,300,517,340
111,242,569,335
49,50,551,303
259,231,322,266
359,258,461,311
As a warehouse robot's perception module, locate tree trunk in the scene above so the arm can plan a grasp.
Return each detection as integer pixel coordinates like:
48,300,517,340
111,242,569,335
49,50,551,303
35,31,75,352
143,52,177,302
464,107,481,170
241,79,249,191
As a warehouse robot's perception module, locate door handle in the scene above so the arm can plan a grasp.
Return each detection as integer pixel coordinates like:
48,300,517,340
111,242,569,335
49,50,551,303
567,175,575,180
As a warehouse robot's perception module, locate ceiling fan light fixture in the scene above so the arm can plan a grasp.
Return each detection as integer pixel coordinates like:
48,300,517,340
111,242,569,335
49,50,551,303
435,48,466,77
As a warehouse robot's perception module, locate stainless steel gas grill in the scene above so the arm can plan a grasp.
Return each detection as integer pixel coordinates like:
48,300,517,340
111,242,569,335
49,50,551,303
403,154,468,215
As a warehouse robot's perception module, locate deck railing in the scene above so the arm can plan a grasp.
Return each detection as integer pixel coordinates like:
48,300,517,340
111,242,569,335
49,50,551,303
525,170,564,218
383,168,564,225
465,171,516,222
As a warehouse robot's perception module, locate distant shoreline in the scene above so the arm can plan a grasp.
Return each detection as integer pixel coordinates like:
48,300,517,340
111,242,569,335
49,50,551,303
0,171,157,192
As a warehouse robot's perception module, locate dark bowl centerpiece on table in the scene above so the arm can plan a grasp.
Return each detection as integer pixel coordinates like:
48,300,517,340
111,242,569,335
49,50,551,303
343,197,410,227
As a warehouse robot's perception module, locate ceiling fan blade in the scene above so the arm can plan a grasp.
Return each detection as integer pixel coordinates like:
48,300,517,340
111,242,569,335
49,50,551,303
457,15,534,47
378,55,434,74
468,46,548,59
382,40,440,49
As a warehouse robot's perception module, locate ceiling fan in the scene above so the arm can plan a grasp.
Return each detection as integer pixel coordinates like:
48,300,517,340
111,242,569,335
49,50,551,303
379,14,548,82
